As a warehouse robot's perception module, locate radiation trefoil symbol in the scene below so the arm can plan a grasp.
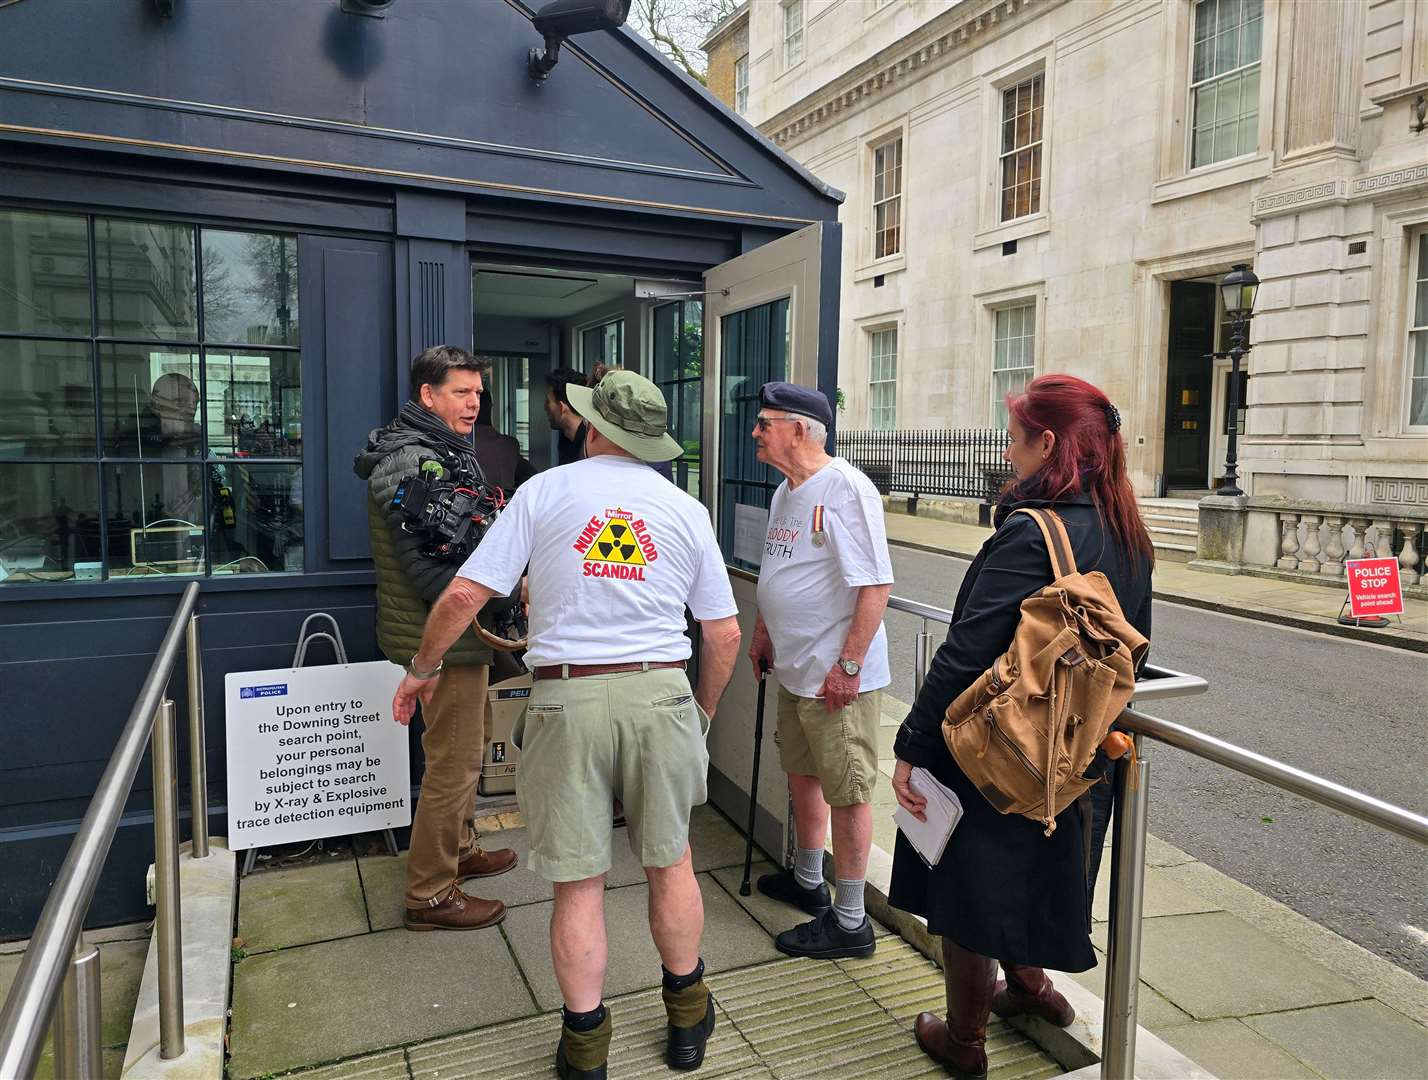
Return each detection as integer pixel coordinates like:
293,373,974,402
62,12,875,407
573,509,659,581
585,518,645,565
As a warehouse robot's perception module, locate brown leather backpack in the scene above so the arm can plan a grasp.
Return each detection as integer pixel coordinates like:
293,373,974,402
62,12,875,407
941,509,1148,836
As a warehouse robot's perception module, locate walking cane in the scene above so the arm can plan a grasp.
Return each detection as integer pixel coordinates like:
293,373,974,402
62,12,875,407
739,659,770,896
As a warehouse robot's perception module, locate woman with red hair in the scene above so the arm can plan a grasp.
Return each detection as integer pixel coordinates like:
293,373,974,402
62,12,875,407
888,374,1154,1078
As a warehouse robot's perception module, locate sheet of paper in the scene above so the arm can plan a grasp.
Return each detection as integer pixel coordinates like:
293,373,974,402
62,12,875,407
893,767,963,866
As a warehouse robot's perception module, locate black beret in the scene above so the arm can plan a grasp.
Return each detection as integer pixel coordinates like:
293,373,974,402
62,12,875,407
759,382,833,428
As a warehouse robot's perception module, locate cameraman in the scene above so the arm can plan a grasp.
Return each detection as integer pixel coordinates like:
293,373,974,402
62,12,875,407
354,345,517,931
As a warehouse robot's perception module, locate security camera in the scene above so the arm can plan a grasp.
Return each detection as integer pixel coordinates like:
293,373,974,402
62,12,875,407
528,0,632,80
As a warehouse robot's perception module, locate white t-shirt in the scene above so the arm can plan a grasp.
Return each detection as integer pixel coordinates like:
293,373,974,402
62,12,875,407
756,457,894,698
456,455,737,667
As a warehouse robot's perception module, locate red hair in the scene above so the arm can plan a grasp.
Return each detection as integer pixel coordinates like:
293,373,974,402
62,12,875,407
1004,374,1154,567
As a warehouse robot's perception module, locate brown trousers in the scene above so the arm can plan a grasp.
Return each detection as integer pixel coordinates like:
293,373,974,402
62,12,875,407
405,664,490,905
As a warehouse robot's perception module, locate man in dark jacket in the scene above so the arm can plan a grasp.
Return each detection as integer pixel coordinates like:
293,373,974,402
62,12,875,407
353,345,517,931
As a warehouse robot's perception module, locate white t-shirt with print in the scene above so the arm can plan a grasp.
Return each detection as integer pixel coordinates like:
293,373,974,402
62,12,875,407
756,457,894,698
456,455,737,667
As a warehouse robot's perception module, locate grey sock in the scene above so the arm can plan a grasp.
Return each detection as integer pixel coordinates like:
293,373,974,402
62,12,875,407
794,846,824,891
833,878,866,931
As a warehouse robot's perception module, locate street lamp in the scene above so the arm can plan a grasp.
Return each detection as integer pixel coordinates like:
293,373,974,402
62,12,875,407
1216,263,1259,497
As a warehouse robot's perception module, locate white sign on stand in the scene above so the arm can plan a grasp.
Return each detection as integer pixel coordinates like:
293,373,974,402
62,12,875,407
224,661,410,851
733,503,769,568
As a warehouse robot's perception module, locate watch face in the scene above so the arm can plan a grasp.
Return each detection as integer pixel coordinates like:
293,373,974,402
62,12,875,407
840,659,861,676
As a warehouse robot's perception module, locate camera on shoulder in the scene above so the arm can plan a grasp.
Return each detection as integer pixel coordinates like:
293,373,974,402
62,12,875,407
393,456,504,562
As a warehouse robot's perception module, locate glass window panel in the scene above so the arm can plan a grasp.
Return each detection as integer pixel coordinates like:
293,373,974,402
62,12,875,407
1419,233,1428,282
99,345,202,457
104,461,207,578
1411,334,1428,427
201,231,299,346
1215,72,1241,123
0,462,102,583
1194,0,1215,43
653,303,678,383
210,462,304,574
203,349,302,458
1214,24,1238,76
0,339,95,457
94,218,197,341
1415,278,1428,326
1243,10,1263,65
0,209,92,336
680,301,703,379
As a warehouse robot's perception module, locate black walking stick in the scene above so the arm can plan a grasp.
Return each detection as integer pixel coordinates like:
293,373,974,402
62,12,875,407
739,659,770,896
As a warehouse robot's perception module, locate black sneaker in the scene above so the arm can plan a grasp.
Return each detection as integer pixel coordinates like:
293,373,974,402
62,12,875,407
775,908,876,960
666,994,715,1070
756,867,831,916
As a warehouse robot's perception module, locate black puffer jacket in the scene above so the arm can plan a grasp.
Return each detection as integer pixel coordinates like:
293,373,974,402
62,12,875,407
353,426,492,668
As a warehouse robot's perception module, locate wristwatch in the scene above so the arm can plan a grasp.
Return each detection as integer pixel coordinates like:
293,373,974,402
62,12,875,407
405,657,444,680
837,658,862,677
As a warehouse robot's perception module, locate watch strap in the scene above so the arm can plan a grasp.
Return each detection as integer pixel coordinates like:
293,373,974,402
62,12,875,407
406,657,444,680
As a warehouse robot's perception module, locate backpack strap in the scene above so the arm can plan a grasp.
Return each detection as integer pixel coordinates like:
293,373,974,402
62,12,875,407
1015,508,1078,579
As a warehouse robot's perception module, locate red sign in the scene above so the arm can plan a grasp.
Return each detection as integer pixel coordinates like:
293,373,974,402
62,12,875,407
1345,557,1404,618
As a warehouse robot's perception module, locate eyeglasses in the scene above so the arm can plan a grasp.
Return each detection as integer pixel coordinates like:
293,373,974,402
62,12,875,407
754,414,802,432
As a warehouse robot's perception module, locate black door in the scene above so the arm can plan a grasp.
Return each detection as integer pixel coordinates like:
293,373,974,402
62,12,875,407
1163,281,1216,489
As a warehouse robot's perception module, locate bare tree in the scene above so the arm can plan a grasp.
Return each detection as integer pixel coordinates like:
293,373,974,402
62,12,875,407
627,0,742,85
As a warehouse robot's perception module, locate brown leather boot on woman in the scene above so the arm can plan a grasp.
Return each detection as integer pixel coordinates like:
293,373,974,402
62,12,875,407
913,938,998,1079
991,963,1076,1027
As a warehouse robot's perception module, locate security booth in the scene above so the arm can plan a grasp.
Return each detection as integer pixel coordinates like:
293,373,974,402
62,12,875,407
0,0,840,934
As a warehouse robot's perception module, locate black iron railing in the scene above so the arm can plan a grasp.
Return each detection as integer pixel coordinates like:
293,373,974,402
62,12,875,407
836,429,1013,501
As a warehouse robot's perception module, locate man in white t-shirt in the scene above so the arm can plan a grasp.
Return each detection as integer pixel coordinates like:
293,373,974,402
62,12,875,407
392,370,741,1080
747,382,894,961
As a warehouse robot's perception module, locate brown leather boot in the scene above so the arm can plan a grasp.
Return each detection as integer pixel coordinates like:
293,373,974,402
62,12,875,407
404,884,506,931
913,938,998,1080
992,963,1076,1027
457,844,517,879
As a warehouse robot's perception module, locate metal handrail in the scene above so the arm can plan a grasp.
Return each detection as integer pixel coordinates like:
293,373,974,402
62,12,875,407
885,591,1428,1078
0,582,203,1079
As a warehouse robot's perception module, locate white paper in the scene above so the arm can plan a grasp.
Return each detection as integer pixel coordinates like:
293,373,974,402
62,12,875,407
893,767,963,866
225,661,410,851
733,503,769,567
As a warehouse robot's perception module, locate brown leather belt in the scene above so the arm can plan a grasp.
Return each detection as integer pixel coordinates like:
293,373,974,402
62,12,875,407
532,661,686,680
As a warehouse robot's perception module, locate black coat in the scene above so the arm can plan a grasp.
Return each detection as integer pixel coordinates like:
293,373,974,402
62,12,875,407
889,492,1152,972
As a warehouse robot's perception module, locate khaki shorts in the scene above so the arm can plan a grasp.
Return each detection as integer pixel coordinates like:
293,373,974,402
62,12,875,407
774,686,881,807
512,668,710,882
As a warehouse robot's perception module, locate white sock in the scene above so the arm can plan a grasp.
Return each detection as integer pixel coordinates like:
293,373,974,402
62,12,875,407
794,846,824,891
834,878,866,931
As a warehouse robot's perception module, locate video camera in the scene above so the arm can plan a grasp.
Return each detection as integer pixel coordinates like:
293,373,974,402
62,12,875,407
393,457,505,563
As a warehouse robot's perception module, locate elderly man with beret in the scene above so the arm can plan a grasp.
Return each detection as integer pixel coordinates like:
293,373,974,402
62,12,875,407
747,382,894,959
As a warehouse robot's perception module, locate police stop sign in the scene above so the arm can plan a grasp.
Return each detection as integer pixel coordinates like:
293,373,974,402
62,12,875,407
1345,557,1404,618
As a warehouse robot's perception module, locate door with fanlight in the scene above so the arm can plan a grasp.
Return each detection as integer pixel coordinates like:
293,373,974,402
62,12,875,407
699,221,837,864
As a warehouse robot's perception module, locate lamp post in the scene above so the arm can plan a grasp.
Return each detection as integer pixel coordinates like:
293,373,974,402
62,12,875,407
1216,264,1259,497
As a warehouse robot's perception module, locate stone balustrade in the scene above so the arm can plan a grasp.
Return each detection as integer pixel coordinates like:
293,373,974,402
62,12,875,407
1192,494,1428,598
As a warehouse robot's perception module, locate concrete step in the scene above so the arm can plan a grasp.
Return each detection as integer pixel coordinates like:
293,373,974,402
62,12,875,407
1141,512,1200,528
1149,526,1199,542
1154,541,1197,563
1140,497,1204,511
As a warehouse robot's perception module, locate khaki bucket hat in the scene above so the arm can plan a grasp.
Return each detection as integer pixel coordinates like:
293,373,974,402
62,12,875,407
566,370,683,463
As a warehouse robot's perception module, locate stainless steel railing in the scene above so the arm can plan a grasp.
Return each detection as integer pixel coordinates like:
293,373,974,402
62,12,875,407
0,582,210,1079
884,593,1428,1080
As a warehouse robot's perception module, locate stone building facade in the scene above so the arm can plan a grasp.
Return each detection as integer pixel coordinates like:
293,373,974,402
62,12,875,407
706,0,1428,510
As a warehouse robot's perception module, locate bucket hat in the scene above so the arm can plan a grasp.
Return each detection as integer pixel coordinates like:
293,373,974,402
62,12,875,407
566,370,683,463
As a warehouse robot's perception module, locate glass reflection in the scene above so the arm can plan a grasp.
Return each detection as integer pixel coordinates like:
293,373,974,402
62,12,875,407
0,339,95,457
201,231,299,346
204,349,301,458
0,209,92,337
99,346,203,458
95,218,198,341
104,462,206,577
210,462,303,574
0,463,102,583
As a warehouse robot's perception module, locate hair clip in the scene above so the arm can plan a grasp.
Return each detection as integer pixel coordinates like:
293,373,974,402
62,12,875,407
1102,402,1122,434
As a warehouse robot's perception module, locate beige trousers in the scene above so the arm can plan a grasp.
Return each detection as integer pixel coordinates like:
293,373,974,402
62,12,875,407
405,664,490,905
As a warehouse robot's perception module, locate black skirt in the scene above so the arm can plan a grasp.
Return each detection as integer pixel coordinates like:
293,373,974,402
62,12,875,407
888,748,1115,973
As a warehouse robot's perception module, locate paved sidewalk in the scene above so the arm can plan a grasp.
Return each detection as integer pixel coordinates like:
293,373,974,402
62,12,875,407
881,510,1428,650
224,807,1059,1079
868,695,1428,1080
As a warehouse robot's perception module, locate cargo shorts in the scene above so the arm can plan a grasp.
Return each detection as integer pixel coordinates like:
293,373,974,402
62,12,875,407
774,686,881,807
511,667,710,882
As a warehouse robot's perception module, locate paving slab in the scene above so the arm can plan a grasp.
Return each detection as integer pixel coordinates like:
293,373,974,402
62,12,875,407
1246,999,1428,1080
1092,910,1365,1020
500,875,781,1011
406,985,762,1079
282,1048,412,1079
689,803,754,872
1156,1018,1320,1079
238,854,368,952
1058,949,1194,1031
227,925,536,1078
1090,863,1222,924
